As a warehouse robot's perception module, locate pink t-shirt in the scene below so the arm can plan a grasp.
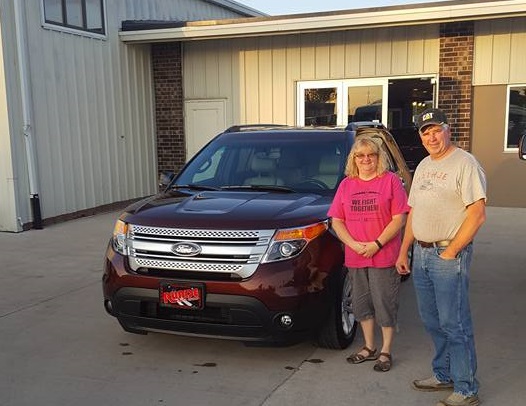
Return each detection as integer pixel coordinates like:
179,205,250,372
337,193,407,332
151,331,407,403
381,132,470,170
328,171,409,268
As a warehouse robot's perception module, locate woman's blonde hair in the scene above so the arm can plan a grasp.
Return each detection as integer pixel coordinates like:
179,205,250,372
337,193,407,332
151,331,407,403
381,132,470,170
344,136,389,178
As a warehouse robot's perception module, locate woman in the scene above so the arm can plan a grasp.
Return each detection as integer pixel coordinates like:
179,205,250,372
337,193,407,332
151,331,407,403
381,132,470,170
328,136,409,372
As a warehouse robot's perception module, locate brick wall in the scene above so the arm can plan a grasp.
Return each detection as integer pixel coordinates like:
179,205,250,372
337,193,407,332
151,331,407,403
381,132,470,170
152,43,186,177
438,21,474,151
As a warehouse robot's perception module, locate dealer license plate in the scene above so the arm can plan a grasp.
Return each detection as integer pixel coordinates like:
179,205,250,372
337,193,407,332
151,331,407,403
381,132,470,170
159,281,204,310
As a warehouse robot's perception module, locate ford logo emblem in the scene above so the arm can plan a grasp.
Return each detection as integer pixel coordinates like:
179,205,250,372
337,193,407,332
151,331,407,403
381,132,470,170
171,242,202,256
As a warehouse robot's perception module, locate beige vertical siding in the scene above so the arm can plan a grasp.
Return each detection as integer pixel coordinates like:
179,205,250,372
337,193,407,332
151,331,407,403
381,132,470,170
329,32,345,79
5,0,247,227
471,85,526,207
184,25,439,126
474,17,526,85
471,18,526,208
272,44,288,125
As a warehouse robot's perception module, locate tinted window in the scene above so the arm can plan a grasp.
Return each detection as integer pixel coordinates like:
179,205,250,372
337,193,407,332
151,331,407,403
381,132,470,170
43,0,105,35
176,132,350,194
507,85,526,150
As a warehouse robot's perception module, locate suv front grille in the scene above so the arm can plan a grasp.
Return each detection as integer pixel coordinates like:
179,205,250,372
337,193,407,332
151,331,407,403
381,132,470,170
134,258,244,272
131,225,261,239
127,225,274,279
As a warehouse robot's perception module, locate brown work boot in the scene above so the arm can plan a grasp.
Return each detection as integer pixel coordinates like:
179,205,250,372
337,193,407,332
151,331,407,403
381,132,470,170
436,392,480,406
412,376,454,392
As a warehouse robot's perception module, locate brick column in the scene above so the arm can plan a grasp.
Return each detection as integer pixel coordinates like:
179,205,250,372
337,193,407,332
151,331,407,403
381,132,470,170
152,43,186,176
438,21,474,151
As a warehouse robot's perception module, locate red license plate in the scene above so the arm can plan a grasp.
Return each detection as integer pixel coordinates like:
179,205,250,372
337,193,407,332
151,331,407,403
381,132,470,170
159,282,204,310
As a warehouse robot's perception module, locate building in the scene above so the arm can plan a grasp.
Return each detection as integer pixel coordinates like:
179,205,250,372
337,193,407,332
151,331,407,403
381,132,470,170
2,0,525,232
0,0,263,232
120,0,526,208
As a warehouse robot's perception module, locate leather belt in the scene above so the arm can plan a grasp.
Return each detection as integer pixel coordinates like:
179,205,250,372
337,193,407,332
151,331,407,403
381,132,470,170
416,240,451,248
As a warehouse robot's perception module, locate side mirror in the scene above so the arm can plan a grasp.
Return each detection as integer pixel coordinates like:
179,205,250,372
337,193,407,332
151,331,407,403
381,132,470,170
519,135,526,161
159,171,175,189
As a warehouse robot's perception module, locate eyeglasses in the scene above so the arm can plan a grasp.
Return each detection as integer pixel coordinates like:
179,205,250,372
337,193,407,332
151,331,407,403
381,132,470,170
354,153,378,160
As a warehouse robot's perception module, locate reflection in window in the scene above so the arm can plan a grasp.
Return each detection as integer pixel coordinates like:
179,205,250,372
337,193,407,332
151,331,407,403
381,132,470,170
191,147,225,183
507,86,526,149
86,0,103,31
43,0,105,35
304,88,337,126
348,86,382,123
44,0,63,23
66,0,83,28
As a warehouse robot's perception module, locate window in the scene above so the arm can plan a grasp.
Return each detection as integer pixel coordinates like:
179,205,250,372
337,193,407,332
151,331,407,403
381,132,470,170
304,87,338,126
42,0,105,35
506,85,526,150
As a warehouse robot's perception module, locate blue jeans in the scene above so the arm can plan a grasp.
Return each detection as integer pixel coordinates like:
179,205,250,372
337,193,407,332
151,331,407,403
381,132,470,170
412,243,479,396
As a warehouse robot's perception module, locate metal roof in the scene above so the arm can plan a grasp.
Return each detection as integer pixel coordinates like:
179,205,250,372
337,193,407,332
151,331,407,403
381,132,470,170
120,0,526,43
204,0,267,17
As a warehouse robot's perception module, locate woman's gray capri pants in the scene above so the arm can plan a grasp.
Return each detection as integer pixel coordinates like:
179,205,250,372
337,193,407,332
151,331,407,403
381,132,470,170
348,266,401,327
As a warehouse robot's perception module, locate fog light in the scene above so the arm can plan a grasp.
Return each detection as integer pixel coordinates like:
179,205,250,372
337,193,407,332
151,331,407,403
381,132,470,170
280,314,293,328
104,299,113,315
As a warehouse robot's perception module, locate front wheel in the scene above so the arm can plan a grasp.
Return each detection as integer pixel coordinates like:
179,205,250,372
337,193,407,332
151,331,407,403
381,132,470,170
316,268,357,349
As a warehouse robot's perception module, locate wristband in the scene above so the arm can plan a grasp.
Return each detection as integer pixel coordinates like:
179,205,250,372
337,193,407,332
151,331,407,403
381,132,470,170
374,239,383,249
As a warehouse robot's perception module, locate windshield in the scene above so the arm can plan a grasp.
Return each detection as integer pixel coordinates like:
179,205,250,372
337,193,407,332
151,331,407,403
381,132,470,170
175,131,350,195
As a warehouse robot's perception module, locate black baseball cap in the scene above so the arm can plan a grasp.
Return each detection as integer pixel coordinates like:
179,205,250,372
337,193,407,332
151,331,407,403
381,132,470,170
416,108,448,132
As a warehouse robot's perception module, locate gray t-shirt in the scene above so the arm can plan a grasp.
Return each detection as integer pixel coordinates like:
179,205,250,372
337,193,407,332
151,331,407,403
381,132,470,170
409,147,487,242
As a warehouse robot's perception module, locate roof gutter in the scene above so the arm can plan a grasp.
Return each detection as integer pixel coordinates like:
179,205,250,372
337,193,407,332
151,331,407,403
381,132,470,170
119,0,526,43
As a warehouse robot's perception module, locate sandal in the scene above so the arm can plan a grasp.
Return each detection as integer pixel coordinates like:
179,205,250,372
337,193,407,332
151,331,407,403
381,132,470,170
346,346,378,364
373,352,392,372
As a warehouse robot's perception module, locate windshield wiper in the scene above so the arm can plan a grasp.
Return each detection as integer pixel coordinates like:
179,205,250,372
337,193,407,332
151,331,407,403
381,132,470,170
170,184,220,191
220,185,296,193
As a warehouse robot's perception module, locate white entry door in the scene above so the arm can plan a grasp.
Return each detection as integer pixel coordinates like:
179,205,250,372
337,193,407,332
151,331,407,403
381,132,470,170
184,99,226,160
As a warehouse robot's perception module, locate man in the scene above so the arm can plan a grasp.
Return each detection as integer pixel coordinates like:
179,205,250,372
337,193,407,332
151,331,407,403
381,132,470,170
396,108,486,406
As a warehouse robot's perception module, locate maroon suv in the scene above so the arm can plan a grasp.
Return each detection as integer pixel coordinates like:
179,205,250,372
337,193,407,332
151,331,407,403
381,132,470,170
102,123,411,348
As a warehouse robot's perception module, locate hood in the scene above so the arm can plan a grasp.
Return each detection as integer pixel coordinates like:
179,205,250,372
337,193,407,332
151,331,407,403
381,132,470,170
121,190,332,229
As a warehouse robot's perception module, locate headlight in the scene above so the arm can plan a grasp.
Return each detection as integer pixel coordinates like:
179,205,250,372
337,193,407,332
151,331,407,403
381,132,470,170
262,221,328,263
112,219,129,255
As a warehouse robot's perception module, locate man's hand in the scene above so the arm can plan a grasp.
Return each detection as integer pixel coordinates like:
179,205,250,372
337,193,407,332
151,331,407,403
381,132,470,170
396,252,411,275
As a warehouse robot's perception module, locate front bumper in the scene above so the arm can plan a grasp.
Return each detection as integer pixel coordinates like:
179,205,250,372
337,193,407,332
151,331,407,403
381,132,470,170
102,238,344,342
107,287,317,341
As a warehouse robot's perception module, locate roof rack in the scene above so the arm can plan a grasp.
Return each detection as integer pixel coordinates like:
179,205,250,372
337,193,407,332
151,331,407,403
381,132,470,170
224,124,290,133
345,121,386,131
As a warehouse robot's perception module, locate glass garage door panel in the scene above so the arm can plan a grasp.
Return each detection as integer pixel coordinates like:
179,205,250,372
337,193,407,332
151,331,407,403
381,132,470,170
347,85,383,123
303,87,338,126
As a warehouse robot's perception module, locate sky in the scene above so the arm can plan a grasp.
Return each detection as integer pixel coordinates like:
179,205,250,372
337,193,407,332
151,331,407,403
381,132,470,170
236,0,451,15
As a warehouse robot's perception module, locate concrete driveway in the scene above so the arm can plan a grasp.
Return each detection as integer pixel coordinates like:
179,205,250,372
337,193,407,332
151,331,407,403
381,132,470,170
0,207,524,406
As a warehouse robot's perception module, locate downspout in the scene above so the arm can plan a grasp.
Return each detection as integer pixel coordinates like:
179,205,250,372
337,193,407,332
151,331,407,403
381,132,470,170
14,0,42,229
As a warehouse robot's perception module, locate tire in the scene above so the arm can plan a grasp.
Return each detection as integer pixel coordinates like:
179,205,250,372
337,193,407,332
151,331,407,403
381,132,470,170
316,268,357,349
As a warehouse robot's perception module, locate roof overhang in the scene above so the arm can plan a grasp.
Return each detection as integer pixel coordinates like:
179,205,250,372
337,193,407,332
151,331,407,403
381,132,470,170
119,0,526,44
